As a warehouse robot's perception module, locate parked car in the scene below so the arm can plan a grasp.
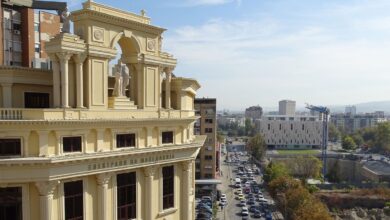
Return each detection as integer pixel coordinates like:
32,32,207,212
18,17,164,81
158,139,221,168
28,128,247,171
253,210,262,218
241,207,249,216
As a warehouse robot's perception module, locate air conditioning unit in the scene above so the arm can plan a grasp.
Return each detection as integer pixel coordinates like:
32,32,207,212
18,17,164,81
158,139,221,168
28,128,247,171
13,30,21,35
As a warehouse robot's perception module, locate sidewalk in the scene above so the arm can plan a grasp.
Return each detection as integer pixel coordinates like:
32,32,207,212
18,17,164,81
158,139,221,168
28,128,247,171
216,159,233,220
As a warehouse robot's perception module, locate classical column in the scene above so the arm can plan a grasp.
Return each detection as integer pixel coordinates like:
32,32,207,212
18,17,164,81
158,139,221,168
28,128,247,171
143,166,157,220
164,68,172,109
49,54,61,107
57,52,72,108
181,161,193,220
1,83,12,107
96,173,111,220
35,181,59,220
74,53,87,108
127,64,135,101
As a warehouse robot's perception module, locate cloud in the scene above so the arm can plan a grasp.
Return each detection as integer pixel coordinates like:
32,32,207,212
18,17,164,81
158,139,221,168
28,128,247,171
180,0,240,7
163,6,390,109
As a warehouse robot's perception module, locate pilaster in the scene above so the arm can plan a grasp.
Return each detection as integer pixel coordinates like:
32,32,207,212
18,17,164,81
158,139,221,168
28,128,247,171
164,67,173,109
48,54,61,107
38,130,50,157
143,166,157,220
96,173,111,220
74,53,87,108
57,52,73,108
35,181,59,220
181,160,193,220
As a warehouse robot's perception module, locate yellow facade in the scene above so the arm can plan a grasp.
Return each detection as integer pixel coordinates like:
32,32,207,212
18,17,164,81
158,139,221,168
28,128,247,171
0,1,204,220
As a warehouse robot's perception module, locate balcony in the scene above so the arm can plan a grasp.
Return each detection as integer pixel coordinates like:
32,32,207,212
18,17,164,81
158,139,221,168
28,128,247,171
0,108,195,121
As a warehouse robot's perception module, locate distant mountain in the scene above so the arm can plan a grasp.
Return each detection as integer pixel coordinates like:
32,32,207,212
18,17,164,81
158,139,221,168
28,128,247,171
329,101,390,114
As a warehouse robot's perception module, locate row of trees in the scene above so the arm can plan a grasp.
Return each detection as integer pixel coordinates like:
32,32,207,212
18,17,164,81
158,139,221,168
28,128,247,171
264,162,332,220
329,122,390,153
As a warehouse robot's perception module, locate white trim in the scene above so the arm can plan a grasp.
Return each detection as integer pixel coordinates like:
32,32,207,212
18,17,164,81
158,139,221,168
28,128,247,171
0,184,30,220
112,129,139,150
60,178,86,220
160,129,175,146
0,136,24,158
112,169,138,220
159,164,176,215
60,135,85,155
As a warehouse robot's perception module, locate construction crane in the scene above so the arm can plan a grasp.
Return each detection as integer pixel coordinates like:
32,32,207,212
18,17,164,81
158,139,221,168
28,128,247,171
306,104,330,180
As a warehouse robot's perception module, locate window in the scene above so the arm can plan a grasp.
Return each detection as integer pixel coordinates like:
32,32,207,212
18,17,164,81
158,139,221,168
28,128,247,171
162,131,173,144
302,124,305,130
24,92,49,108
279,124,282,130
116,134,136,148
267,124,270,130
64,181,83,220
205,118,213,124
34,23,39,32
204,155,213,160
0,138,21,157
34,43,40,53
0,187,22,220
205,128,213,133
162,166,174,210
291,124,293,130
117,172,136,220
63,136,82,153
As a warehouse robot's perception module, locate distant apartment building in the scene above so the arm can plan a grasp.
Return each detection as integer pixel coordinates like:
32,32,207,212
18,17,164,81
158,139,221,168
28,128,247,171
217,114,245,127
345,105,357,115
194,98,220,179
255,115,323,149
279,99,296,115
1,0,62,68
331,112,387,133
245,105,263,120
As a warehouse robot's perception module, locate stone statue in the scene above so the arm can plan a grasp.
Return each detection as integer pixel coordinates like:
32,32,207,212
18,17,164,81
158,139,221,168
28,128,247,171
122,64,130,96
61,7,71,34
113,60,123,97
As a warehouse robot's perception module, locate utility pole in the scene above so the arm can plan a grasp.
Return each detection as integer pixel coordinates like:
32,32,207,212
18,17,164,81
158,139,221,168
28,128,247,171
306,104,330,180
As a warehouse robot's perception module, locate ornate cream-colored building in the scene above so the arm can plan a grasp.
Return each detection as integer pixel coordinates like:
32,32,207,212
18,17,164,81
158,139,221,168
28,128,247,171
0,1,204,220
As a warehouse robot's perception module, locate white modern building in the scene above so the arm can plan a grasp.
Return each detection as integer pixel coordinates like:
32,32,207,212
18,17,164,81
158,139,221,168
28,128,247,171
255,115,323,149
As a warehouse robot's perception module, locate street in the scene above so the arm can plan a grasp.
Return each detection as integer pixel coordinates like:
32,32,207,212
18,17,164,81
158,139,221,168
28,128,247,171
216,148,276,220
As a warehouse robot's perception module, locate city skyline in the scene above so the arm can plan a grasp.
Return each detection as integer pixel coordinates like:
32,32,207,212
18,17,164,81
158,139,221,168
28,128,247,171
67,0,390,110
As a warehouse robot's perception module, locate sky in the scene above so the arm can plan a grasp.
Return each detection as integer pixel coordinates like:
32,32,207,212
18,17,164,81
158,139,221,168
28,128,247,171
63,0,390,110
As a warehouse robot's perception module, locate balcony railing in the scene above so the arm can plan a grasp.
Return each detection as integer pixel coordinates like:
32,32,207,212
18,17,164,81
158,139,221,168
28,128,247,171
0,108,195,120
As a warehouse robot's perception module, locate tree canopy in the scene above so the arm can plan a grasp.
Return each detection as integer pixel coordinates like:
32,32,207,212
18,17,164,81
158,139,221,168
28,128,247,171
247,133,267,162
342,135,357,150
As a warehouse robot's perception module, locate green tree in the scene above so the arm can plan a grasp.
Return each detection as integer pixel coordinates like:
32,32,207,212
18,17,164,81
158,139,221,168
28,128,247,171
374,122,390,153
286,156,322,180
328,124,341,142
245,118,255,136
268,175,301,197
326,160,341,183
342,136,357,150
352,133,364,147
264,162,289,183
247,134,267,162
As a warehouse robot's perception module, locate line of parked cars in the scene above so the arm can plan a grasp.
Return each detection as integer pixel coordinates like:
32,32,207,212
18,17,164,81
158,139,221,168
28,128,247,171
195,196,213,220
233,156,273,220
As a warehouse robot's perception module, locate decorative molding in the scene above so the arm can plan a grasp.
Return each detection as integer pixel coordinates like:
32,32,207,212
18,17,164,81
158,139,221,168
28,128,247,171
92,26,105,42
96,173,111,185
181,160,192,172
146,38,156,52
35,180,60,196
143,165,157,177
56,52,73,62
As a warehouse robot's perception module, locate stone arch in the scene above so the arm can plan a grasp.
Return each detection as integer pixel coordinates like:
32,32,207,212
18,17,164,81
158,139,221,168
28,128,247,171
110,31,141,56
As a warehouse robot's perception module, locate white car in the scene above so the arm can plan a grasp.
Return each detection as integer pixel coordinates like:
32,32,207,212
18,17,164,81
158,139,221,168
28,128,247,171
241,207,249,216
221,194,227,200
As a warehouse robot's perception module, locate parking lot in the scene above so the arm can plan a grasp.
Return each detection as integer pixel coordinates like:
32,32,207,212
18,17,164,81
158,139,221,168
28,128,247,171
213,150,275,220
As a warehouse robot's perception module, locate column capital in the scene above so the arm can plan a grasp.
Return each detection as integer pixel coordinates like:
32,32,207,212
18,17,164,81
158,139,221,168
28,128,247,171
143,166,157,177
182,160,192,172
35,180,60,196
56,52,72,61
96,173,111,186
163,67,174,76
47,53,58,61
73,53,87,64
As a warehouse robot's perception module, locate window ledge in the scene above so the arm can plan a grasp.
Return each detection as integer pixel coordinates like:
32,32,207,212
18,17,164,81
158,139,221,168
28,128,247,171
158,207,177,217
